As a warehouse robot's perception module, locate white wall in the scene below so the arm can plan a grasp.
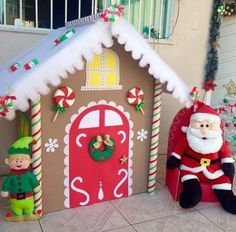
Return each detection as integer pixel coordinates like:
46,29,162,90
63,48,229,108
156,0,212,153
0,0,213,172
211,18,236,106
0,29,47,174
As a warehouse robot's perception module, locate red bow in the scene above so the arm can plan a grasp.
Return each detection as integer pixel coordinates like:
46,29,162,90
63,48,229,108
218,106,227,114
203,80,217,91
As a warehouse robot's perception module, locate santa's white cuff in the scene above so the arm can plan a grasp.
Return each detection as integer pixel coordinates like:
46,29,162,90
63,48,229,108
171,152,181,160
212,183,232,190
221,157,234,164
181,175,198,183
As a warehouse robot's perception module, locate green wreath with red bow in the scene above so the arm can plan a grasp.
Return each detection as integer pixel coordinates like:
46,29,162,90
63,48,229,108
89,135,115,162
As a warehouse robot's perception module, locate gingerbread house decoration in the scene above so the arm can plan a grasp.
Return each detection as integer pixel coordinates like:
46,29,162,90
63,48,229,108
0,8,189,213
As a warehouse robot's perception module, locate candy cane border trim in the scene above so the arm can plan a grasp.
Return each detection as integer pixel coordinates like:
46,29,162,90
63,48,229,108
63,100,134,208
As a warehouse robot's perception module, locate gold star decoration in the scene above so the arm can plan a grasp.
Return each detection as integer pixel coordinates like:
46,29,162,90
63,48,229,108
223,79,236,96
120,155,128,164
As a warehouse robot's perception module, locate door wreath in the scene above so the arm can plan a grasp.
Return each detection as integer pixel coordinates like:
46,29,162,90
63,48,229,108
89,135,115,162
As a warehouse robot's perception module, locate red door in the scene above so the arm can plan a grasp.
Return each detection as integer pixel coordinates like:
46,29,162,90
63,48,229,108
68,104,130,208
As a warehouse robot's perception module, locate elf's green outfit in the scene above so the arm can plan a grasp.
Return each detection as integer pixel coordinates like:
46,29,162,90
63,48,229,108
1,137,40,216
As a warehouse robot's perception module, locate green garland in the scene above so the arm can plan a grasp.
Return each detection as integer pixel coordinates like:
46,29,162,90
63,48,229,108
203,0,224,88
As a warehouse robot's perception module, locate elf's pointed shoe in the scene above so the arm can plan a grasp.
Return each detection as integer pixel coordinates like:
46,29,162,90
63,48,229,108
214,189,236,214
179,179,202,208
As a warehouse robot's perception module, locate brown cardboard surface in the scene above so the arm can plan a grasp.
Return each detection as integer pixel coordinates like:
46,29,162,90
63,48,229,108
39,41,156,213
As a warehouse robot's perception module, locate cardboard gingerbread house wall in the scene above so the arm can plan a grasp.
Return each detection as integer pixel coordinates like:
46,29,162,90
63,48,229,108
0,14,189,213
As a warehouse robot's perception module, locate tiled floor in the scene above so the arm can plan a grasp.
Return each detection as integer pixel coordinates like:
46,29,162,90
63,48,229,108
1,155,236,232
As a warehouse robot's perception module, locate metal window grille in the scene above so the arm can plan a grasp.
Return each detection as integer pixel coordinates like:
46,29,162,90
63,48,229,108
0,0,174,39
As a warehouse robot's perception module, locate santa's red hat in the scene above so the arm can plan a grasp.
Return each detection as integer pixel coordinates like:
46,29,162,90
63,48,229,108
181,101,221,133
190,101,220,122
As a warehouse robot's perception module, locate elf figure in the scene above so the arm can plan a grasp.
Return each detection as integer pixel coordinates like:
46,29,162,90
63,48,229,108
1,137,41,222
167,101,236,214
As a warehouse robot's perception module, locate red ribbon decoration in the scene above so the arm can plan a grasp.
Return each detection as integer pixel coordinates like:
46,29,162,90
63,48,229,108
218,106,227,114
0,95,17,116
203,80,217,91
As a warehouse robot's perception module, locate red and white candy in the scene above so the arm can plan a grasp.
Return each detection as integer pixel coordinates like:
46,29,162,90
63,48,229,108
127,87,144,105
53,86,75,122
127,87,145,115
8,63,20,72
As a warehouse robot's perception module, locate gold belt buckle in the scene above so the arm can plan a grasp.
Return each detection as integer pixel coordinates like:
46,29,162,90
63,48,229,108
200,158,211,166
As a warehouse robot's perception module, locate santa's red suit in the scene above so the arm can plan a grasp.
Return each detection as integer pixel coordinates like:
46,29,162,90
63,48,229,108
171,135,233,190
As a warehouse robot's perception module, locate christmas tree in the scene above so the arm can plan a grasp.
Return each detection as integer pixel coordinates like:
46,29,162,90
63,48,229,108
216,79,236,158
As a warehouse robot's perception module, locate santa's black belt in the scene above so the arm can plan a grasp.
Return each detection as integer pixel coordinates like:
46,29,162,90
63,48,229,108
183,153,220,166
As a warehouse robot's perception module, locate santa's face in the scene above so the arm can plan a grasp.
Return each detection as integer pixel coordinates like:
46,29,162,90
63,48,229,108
186,119,223,154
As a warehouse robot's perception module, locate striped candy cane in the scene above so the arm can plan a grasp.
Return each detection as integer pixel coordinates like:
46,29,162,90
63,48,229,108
31,95,43,215
148,81,162,195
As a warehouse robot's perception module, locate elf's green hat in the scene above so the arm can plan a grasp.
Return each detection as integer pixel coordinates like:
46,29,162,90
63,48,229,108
8,137,34,155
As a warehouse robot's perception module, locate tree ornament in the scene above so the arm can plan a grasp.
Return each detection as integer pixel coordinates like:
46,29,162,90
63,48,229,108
223,79,236,96
233,116,236,123
232,135,236,145
223,98,229,104
216,81,236,158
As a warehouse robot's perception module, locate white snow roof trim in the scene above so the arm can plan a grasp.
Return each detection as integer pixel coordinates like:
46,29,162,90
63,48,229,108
0,17,189,120
111,18,189,103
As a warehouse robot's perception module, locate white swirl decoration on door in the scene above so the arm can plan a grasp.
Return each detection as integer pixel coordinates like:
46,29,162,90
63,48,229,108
118,130,126,144
113,169,128,198
71,177,90,206
76,133,87,147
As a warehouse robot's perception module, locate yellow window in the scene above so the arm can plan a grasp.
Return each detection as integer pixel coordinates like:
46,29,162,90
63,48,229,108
105,73,117,87
88,54,102,69
83,49,121,90
105,50,117,69
87,72,102,87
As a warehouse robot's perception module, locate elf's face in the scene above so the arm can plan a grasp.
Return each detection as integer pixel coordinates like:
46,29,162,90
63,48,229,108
5,155,32,170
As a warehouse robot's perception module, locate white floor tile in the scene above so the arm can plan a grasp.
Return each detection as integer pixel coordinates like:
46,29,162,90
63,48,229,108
198,205,236,232
40,201,129,232
133,211,224,232
112,183,193,224
104,226,136,232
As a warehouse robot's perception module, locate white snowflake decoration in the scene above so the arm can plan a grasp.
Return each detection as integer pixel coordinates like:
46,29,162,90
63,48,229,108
44,138,59,152
136,129,148,142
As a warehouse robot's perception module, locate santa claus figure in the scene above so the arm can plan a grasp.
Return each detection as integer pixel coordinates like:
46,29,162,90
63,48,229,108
167,101,236,214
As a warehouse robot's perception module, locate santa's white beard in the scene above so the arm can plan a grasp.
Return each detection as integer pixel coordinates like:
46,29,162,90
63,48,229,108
186,127,223,154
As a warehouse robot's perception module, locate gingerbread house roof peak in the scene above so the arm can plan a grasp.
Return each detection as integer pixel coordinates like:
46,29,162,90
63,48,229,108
0,16,189,120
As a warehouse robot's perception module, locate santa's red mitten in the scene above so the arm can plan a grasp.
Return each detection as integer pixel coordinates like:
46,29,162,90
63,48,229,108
222,163,235,178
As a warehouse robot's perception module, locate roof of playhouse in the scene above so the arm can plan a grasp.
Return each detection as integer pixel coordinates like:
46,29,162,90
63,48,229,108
0,15,189,120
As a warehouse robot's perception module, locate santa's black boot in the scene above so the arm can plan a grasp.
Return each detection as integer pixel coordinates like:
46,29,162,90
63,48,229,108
179,179,202,208
214,189,236,214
